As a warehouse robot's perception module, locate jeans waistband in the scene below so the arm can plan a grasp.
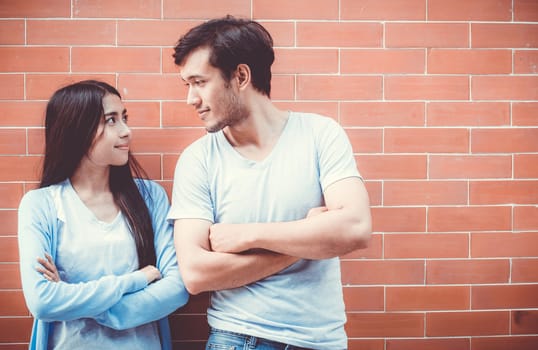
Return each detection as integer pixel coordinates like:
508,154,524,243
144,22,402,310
209,327,313,350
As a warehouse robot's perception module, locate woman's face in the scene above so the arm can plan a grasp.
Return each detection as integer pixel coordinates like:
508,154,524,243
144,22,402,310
85,94,131,168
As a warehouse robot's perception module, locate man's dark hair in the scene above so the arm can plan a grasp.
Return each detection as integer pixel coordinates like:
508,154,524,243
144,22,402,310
173,15,274,97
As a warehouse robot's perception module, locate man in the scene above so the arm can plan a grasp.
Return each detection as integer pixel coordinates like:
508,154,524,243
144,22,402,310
168,16,372,350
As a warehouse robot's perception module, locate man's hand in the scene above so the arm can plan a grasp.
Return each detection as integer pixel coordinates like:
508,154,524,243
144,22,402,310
209,223,250,253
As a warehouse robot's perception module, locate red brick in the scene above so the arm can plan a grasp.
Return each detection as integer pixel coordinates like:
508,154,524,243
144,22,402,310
512,309,538,332
384,128,469,153
27,128,43,155
386,23,469,48
428,49,511,74
514,0,538,21
372,207,426,232
428,0,512,21
384,181,467,206
387,286,470,311
513,258,538,283
427,259,510,284
472,24,538,48
341,260,425,285
0,74,23,100
0,0,70,17
343,287,384,312
297,22,382,47
359,155,427,180
297,76,382,100
515,206,538,231
472,128,538,153
385,233,469,259
270,75,295,100
513,102,538,126
341,49,425,74
426,311,509,336
0,236,18,262
174,292,210,315
119,74,183,100
385,76,469,100
470,180,538,205
163,154,179,180
472,233,538,258
341,102,425,127
428,206,512,232
74,0,161,18
0,210,17,235
0,20,24,44
0,264,21,289
515,50,538,74
123,101,160,127
274,102,338,121
346,313,424,337
0,156,41,182
0,47,69,73
345,129,383,153
472,285,538,309
429,155,512,179
0,183,23,209
26,74,116,100
0,101,46,127
131,128,204,154
72,47,160,73
473,76,538,100
253,0,338,20
27,20,116,45
427,102,510,127
472,336,538,350
0,318,33,343
386,338,470,350
515,154,538,178
134,154,162,180
118,20,203,46
273,49,338,74
341,0,425,20
164,0,250,19
349,339,384,350
0,291,27,316
0,129,26,154
260,21,295,47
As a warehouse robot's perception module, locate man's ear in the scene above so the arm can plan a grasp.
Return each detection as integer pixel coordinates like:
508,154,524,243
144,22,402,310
235,64,251,89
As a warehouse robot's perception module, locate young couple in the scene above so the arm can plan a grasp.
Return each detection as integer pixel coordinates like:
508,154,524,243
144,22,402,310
19,16,371,350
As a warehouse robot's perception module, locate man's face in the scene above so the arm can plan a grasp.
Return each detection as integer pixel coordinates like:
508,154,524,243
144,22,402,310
180,47,248,133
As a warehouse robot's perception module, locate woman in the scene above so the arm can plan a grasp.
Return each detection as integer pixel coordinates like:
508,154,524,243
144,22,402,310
18,80,189,349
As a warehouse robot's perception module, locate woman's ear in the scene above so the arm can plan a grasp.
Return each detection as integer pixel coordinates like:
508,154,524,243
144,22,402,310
235,64,251,89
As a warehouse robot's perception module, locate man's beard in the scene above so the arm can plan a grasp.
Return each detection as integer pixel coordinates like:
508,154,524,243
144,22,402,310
206,88,249,133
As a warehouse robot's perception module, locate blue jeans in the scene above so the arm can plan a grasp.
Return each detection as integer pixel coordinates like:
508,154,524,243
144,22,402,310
205,328,314,350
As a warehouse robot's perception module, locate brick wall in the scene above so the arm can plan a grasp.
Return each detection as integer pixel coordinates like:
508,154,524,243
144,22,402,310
1,0,537,349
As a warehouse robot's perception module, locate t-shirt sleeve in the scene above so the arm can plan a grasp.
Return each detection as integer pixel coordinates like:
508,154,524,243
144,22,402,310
167,140,214,223
315,116,361,192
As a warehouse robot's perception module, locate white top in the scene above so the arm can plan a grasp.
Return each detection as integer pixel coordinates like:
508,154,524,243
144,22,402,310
48,180,160,350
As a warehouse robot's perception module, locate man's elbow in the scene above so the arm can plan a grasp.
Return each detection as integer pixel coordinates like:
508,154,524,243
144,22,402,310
350,219,372,250
179,265,208,295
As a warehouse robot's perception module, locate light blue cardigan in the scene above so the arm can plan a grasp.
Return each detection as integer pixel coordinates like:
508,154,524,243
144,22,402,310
18,179,189,350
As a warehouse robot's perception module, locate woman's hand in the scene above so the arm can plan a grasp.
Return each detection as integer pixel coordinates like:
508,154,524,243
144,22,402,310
36,253,60,282
140,265,161,284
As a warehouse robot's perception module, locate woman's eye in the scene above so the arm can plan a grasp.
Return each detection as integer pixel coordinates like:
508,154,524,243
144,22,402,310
105,117,116,124
122,115,128,123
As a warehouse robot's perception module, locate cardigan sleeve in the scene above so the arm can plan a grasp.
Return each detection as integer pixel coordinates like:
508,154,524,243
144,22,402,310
93,180,189,330
18,189,149,322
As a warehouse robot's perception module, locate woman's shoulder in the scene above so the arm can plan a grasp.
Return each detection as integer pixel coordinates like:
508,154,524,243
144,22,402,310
134,178,167,200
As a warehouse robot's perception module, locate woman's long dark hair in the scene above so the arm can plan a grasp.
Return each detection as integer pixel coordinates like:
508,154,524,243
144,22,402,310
41,80,156,267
